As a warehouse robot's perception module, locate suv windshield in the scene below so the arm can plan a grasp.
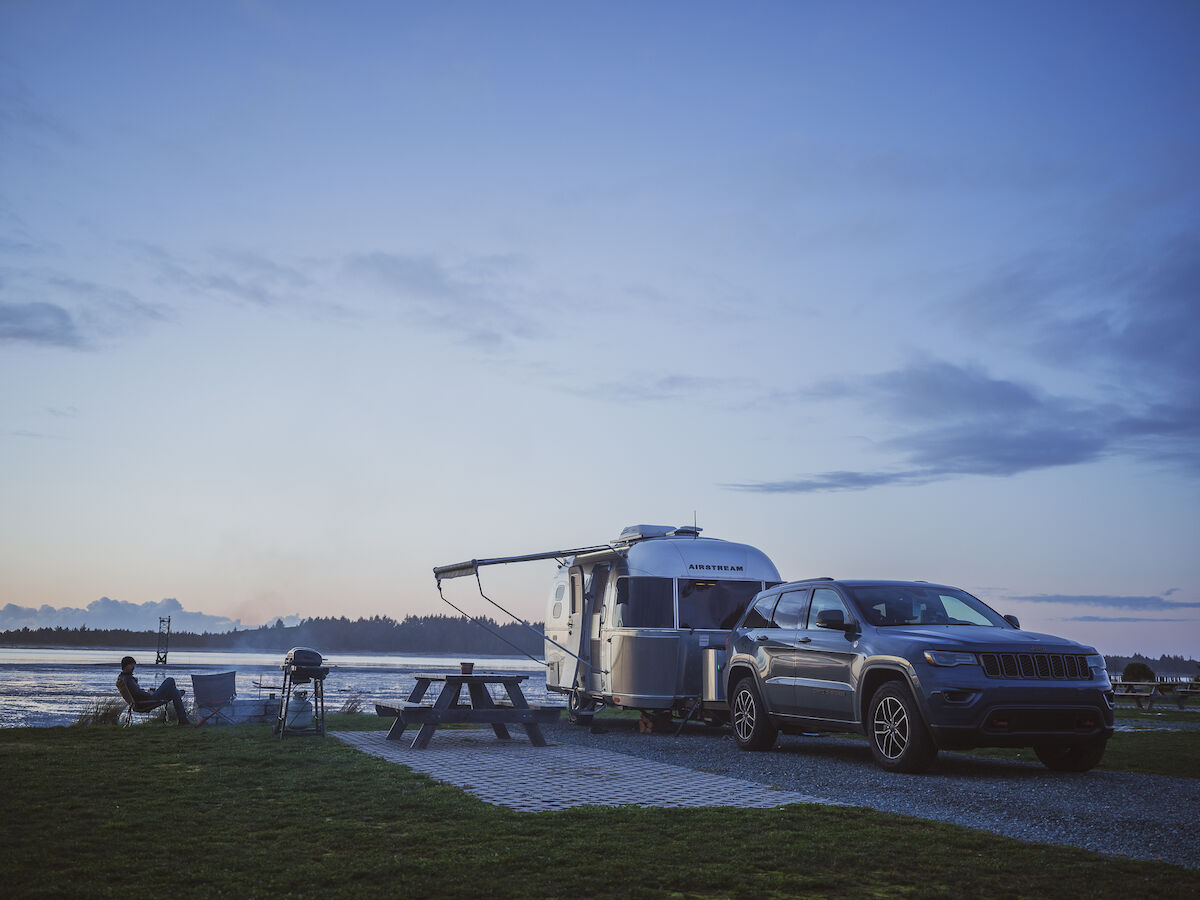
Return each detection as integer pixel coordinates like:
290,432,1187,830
848,585,1009,628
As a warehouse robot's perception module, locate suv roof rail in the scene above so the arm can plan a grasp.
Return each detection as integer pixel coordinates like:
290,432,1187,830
799,576,835,581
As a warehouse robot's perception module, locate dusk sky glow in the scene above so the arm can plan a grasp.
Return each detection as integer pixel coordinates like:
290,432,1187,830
2,2,1198,657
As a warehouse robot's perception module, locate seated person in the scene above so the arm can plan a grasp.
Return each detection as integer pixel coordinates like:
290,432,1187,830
117,655,192,726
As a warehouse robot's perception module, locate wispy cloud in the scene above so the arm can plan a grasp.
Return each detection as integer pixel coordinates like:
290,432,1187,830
0,596,297,632
0,301,83,348
731,227,1200,494
134,242,314,308
1065,616,1194,623
729,361,1118,492
343,250,537,350
1011,594,1200,611
564,373,740,404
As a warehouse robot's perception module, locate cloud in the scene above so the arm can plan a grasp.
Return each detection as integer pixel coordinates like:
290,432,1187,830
134,243,314,308
564,373,738,404
730,334,1200,493
343,251,537,349
0,64,78,147
730,361,1121,492
0,301,83,347
1010,594,1200,611
730,469,932,493
732,227,1200,494
1065,616,1194,623
0,597,297,633
949,231,1200,458
0,260,167,349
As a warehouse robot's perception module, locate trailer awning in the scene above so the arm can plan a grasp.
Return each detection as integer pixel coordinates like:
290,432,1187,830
433,545,612,581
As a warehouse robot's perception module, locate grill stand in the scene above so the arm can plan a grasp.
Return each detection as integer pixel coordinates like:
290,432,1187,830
275,664,329,739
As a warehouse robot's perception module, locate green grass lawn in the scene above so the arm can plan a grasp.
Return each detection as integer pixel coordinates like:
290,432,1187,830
2,721,1198,899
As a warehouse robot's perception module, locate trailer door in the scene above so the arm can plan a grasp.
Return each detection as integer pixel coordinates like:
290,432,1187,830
569,566,589,693
588,564,611,693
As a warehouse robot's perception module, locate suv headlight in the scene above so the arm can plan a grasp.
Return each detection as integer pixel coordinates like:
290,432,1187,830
923,650,978,667
1086,654,1107,672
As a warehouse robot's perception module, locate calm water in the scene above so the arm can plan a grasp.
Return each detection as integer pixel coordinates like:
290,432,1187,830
0,647,557,728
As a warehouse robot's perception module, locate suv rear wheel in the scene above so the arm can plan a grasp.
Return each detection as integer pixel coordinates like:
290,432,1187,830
1035,738,1107,772
730,677,778,751
868,682,937,773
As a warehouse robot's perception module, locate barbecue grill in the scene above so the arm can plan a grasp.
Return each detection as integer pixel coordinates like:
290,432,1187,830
275,647,329,738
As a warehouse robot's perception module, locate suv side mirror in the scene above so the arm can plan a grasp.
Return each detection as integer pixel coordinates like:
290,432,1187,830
1003,614,1020,629
815,609,854,632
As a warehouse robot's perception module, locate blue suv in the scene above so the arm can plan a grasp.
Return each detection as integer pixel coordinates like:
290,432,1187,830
724,579,1114,772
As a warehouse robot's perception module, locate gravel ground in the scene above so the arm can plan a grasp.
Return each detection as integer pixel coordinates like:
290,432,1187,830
543,717,1200,870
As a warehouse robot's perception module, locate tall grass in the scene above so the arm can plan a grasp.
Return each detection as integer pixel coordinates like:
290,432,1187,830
71,698,172,727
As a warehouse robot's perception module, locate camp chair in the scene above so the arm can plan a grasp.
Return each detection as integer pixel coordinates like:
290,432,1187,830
191,671,237,726
115,676,171,726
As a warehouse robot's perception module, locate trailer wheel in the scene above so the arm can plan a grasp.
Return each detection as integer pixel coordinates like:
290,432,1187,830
730,677,777,750
567,690,595,726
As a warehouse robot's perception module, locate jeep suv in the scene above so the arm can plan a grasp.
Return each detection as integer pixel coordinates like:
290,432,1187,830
724,579,1114,773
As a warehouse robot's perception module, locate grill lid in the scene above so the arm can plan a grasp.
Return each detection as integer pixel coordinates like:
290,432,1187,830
285,647,323,667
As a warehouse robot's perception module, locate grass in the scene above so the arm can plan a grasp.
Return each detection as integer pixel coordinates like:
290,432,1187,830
2,723,1198,898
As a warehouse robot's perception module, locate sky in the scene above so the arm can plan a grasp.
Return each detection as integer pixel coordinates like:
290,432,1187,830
1,1,1197,657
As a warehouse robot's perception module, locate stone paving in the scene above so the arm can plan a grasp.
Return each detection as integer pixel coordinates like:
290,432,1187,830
333,729,838,812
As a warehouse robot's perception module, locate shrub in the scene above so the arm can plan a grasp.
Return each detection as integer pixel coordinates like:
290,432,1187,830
339,697,364,715
71,698,128,727
1121,661,1156,683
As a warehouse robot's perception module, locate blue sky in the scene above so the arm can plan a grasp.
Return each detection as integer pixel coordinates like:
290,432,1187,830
2,2,1197,656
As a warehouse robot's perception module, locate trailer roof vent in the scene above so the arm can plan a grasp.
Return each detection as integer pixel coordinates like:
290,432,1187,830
616,524,703,543
616,524,673,542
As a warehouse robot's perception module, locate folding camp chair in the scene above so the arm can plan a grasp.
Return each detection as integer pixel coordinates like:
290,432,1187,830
115,677,172,726
191,671,237,726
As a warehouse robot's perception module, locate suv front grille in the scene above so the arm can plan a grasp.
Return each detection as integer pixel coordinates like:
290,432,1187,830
978,652,1092,681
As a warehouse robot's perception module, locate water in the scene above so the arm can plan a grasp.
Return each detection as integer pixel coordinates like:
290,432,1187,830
0,647,558,728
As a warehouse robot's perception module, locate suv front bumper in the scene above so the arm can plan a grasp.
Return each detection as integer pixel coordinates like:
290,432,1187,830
922,680,1114,750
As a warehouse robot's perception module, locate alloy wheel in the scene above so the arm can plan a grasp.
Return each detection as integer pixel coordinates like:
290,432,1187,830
873,695,910,760
732,688,755,743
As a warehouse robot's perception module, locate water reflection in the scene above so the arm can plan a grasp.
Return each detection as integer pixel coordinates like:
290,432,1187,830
0,647,556,728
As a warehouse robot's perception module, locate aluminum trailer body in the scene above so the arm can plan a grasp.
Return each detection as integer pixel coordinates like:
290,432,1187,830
542,525,781,717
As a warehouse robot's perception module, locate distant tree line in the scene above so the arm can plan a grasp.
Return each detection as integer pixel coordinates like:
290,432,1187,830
1105,653,1200,682
0,614,546,657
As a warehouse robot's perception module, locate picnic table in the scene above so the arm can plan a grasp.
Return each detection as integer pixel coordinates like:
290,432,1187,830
379,672,559,749
1112,680,1200,710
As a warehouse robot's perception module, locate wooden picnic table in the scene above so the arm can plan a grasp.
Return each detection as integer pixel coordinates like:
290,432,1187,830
1112,680,1200,710
380,672,559,749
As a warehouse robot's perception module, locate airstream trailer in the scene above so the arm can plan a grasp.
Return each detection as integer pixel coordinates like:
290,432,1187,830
433,524,781,725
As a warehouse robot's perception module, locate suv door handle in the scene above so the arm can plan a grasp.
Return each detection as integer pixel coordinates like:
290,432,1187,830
797,636,812,644
755,635,770,642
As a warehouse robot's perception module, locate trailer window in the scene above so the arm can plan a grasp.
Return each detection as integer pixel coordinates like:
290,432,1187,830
679,579,764,629
613,576,674,628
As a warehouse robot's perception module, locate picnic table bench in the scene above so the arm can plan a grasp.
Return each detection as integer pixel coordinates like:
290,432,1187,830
378,672,559,749
1112,681,1200,710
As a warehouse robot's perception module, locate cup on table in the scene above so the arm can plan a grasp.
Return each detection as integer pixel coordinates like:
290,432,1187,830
460,662,474,675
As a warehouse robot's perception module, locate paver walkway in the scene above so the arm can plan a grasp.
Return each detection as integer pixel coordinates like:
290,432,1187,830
334,729,838,812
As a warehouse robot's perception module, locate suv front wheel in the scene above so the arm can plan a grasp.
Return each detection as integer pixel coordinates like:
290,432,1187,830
867,682,937,773
730,677,778,751
1035,739,1107,772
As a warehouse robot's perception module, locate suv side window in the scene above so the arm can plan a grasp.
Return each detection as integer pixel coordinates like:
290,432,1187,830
742,593,779,628
771,589,809,628
806,588,850,629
